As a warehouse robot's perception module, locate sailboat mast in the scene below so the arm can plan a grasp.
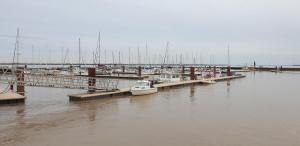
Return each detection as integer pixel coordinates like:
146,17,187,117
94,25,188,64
104,48,106,64
12,28,20,68
128,48,131,64
32,45,34,63
118,50,121,64
98,32,101,64
145,42,148,65
163,42,169,65
137,46,140,64
227,43,230,66
78,38,81,66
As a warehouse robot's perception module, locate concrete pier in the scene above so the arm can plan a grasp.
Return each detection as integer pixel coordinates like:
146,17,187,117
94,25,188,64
69,75,245,101
96,75,148,80
0,91,25,104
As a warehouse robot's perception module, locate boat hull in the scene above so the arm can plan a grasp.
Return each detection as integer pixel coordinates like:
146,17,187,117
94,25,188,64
131,88,158,96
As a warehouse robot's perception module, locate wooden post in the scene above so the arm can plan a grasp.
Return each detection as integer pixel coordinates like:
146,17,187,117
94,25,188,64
122,66,125,73
88,68,96,92
213,66,216,78
10,83,13,91
190,67,196,80
16,67,25,95
181,65,185,74
227,66,231,76
138,66,142,77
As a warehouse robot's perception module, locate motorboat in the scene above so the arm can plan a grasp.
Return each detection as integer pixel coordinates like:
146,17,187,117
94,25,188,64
131,80,157,96
206,80,216,84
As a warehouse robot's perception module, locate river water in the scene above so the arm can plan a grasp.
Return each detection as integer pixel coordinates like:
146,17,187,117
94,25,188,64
1,71,300,146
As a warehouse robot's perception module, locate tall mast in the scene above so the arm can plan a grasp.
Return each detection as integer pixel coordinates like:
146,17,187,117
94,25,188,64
128,47,131,64
227,43,230,66
145,41,148,65
104,48,106,64
97,32,101,64
32,45,34,63
118,50,121,64
163,42,169,64
61,47,64,64
78,38,81,66
112,51,115,64
180,53,183,65
137,45,140,64
12,28,20,68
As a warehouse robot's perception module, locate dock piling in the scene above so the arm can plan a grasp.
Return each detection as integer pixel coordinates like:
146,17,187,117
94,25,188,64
213,66,216,78
138,66,142,77
122,66,125,72
16,67,25,96
227,66,231,76
190,67,196,80
88,68,96,92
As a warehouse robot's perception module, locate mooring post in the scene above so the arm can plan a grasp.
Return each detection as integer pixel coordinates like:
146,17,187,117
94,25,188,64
10,83,13,91
254,61,256,71
122,66,125,73
16,67,25,96
227,66,231,76
138,66,142,77
88,68,96,92
213,66,216,78
181,65,185,74
190,67,196,80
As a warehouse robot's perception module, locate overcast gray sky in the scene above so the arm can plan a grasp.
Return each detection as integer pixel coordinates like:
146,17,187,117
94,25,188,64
0,0,299,65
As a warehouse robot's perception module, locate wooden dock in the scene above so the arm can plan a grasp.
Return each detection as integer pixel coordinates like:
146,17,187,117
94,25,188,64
69,75,245,101
0,91,25,104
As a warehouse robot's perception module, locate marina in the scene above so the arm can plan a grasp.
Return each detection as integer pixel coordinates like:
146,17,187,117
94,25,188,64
1,0,299,145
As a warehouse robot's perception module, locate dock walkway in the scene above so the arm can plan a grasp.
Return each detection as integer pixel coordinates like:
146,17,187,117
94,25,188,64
0,91,25,104
69,75,245,100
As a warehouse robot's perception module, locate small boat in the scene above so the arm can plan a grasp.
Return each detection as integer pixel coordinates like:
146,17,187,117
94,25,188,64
131,80,157,96
158,72,181,83
207,80,216,84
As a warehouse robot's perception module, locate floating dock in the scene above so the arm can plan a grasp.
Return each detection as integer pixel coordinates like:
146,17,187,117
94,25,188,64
69,75,245,101
96,75,149,80
0,91,25,104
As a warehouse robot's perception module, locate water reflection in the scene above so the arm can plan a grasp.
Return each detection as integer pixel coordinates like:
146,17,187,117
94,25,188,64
3,72,300,146
71,97,120,123
16,105,26,125
189,85,196,103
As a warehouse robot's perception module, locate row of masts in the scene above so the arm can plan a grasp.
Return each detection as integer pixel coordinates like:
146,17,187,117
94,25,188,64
11,29,231,66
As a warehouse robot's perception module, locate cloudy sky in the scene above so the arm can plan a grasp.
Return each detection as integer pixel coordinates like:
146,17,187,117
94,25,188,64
0,0,299,65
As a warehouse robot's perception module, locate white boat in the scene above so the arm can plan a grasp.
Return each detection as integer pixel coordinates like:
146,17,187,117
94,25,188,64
158,72,181,83
131,80,158,96
206,80,216,84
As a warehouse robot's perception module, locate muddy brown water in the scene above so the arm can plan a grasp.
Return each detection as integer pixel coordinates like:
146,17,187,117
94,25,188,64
1,72,300,146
